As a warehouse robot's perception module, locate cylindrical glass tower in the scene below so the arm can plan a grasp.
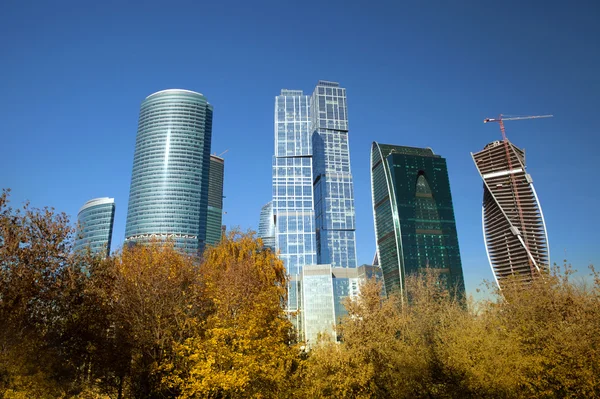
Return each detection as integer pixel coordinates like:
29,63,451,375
74,197,115,258
258,201,275,251
125,89,213,254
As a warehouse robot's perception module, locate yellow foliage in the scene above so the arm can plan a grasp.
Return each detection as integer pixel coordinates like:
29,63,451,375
0,342,67,399
165,231,298,398
106,241,205,397
3,190,600,398
303,267,600,398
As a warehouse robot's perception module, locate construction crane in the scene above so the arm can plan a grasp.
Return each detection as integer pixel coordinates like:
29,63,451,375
483,114,553,275
212,149,229,158
484,114,553,141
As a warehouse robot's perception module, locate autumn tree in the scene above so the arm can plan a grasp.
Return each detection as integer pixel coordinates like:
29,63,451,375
0,189,203,398
300,279,409,398
3,188,599,398
303,264,600,399
300,271,466,399
165,231,299,398
100,241,206,398
439,265,600,398
0,189,103,397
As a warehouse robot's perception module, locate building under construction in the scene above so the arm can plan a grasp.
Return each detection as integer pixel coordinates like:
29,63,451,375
472,139,549,288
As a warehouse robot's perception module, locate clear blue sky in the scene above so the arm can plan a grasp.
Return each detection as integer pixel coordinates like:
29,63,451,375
1,0,598,297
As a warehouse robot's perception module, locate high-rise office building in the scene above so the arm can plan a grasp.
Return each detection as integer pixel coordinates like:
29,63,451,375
302,264,336,345
301,264,385,345
273,89,318,315
273,81,359,343
370,143,465,297
206,154,225,247
258,201,275,251
74,197,115,258
472,140,549,288
311,81,357,268
125,89,213,254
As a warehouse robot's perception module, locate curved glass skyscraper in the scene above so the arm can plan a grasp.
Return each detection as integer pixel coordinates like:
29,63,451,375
74,197,115,258
125,89,213,254
370,143,465,297
258,201,275,251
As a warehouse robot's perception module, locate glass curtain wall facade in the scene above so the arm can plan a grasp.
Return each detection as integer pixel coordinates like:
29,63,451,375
311,81,357,268
330,267,360,327
371,143,465,297
273,82,359,341
273,89,318,313
302,264,385,341
472,140,549,288
206,155,225,247
258,201,276,251
125,89,213,254
302,264,336,346
74,197,115,258
330,265,386,325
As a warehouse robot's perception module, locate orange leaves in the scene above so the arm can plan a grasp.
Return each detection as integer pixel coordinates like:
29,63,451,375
166,231,298,398
96,241,206,397
8,187,598,398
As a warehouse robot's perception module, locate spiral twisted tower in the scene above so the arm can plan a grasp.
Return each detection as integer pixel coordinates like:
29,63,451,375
472,139,549,287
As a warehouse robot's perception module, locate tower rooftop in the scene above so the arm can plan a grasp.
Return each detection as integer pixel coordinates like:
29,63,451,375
78,197,114,214
145,89,204,99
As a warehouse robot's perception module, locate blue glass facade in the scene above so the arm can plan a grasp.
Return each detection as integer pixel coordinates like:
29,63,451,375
125,89,213,254
74,198,115,258
302,264,336,346
273,90,317,289
300,265,384,343
258,201,275,251
331,273,359,326
329,265,384,325
311,81,357,268
272,82,359,342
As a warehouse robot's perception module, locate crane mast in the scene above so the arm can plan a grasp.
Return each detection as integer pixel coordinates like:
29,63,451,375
484,114,553,275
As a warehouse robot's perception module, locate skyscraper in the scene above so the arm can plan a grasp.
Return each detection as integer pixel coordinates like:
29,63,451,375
206,154,225,247
125,89,213,254
331,264,385,324
301,264,386,345
74,197,115,258
370,143,465,297
302,264,336,344
311,81,357,268
273,89,318,315
272,81,358,343
472,140,549,288
258,201,275,251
